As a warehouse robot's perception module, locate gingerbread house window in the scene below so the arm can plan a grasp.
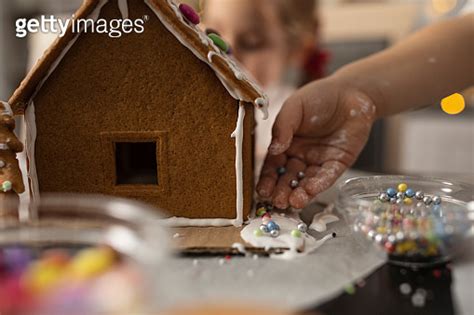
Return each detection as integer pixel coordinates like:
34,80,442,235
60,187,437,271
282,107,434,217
115,142,158,185
101,131,168,195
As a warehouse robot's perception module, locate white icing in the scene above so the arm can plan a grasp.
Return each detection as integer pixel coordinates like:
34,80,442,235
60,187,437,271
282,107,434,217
310,213,339,232
0,101,13,117
144,0,269,118
230,103,245,227
0,144,9,150
161,217,239,227
24,101,40,200
117,0,129,19
231,242,247,254
240,212,336,260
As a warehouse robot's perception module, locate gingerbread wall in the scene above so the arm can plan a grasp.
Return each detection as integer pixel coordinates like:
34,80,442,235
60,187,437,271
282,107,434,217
31,0,254,220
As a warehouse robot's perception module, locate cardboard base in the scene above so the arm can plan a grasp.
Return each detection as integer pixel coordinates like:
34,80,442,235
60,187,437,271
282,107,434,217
170,202,329,256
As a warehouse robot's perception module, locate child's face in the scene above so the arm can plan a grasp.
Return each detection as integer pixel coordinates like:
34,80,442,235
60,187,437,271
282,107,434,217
204,0,291,88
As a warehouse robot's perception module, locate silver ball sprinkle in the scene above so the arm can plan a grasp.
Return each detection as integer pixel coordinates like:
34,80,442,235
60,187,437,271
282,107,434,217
390,197,397,204
387,234,396,243
416,201,425,208
277,167,287,175
423,196,432,205
432,195,442,205
396,192,405,200
396,199,404,205
297,171,305,180
415,191,424,200
379,192,390,202
270,229,280,238
367,230,376,239
290,179,299,188
259,224,269,233
297,222,308,233
396,231,405,240
0,160,5,168
374,234,384,244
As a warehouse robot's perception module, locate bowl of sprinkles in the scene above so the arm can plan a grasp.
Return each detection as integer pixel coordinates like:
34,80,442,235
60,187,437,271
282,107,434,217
0,194,169,314
337,176,473,267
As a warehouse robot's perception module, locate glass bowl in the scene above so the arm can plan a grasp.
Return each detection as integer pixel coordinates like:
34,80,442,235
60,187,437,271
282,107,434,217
337,175,474,268
0,194,170,314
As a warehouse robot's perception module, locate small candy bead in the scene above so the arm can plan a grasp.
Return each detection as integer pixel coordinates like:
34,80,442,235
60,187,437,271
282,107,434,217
384,242,395,253
297,171,305,180
379,192,390,202
396,192,405,200
386,188,397,198
432,195,442,205
208,33,229,52
276,167,286,176
290,180,299,188
256,207,267,217
262,212,271,219
178,3,200,25
403,197,413,205
390,197,397,204
270,229,280,238
398,183,408,192
396,199,404,205
415,191,424,200
291,229,302,238
254,229,263,237
2,180,12,192
259,224,269,233
267,221,280,231
297,222,308,233
0,160,5,168
423,196,432,205
262,217,271,225
405,188,415,198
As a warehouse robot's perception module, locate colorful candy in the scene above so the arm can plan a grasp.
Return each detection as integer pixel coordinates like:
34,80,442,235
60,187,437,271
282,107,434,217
291,229,302,238
276,167,286,176
178,3,200,25
208,33,229,53
290,179,299,188
1,180,12,192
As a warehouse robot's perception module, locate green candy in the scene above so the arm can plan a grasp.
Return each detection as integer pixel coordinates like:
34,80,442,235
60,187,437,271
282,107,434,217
344,284,356,295
208,33,229,52
256,207,267,217
254,229,263,237
2,180,12,192
291,229,302,238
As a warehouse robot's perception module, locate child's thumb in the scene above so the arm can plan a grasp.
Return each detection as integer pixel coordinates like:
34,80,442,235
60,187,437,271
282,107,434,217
268,96,303,155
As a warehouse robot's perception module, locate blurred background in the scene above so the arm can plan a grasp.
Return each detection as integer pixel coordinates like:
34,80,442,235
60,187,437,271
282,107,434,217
0,0,473,182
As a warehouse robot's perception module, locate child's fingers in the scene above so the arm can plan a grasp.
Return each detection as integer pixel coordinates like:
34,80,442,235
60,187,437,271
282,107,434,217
302,161,346,196
272,158,306,209
289,187,311,209
257,154,287,198
268,96,303,156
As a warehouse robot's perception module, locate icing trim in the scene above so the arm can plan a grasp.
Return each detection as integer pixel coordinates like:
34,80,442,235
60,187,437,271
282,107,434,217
0,101,13,117
25,101,40,200
231,103,246,227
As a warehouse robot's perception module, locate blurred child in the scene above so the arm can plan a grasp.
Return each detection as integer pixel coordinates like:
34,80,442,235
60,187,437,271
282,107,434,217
202,0,328,173
256,13,474,209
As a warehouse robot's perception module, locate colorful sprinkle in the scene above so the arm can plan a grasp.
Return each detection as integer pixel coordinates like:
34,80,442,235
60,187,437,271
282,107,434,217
178,3,200,25
208,33,229,52
291,229,302,238
256,207,267,217
254,229,263,237
276,167,286,176
2,180,12,192
344,284,356,295
398,183,408,192
386,188,397,198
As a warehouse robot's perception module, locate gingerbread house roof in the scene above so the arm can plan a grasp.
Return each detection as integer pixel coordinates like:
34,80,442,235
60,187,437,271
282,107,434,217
0,101,25,195
9,0,269,118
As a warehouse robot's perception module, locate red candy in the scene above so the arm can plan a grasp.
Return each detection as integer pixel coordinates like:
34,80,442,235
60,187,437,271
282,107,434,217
262,213,271,219
384,242,395,253
179,3,200,25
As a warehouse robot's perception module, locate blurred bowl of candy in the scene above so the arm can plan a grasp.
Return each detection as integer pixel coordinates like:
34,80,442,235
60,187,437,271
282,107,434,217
0,194,170,315
337,176,474,267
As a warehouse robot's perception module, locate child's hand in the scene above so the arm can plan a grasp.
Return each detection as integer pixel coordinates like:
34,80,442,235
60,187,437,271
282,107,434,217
256,76,377,209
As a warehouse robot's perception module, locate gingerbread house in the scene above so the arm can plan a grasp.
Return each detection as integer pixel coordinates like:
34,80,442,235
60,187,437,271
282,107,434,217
8,0,268,226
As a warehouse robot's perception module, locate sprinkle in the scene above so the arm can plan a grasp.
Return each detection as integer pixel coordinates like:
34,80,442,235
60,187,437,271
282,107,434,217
403,197,413,205
344,284,356,295
398,183,408,192
178,3,200,25
256,207,267,217
297,171,305,179
225,255,232,261
2,180,12,192
276,167,286,175
290,179,299,188
411,292,426,308
291,229,302,238
386,188,397,197
254,229,263,237
399,283,412,295
208,33,229,52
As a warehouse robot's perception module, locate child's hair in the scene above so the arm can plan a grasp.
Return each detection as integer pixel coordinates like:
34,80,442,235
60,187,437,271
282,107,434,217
271,0,319,46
